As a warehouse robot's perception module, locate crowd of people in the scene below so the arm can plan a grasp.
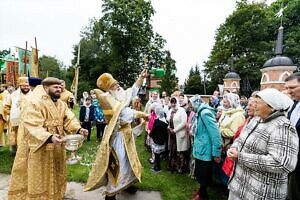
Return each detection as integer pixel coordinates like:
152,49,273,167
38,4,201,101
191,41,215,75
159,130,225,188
0,71,299,200
141,72,300,200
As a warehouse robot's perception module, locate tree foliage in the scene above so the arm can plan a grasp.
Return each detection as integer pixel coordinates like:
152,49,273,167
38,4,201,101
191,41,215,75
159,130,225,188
184,65,203,95
204,1,272,95
159,51,178,96
268,0,300,64
73,0,173,93
204,0,300,96
39,55,73,87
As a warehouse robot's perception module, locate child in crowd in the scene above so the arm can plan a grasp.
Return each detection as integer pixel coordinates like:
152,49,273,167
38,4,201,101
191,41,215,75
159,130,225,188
149,105,168,173
79,97,95,141
146,103,158,164
91,94,106,142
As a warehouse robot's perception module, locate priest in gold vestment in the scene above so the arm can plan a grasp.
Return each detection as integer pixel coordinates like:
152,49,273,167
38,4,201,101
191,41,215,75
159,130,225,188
85,70,148,200
60,80,75,109
8,77,88,200
0,84,9,147
4,77,31,153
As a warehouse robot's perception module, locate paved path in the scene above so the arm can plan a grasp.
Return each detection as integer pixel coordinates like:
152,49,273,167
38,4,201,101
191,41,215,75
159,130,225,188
0,173,162,200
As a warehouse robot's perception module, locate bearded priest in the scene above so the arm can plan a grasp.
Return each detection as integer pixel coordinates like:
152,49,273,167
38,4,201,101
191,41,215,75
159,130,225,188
85,69,149,200
8,77,88,200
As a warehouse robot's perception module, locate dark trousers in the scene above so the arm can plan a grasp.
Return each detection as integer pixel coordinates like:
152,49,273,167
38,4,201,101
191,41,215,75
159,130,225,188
154,153,161,170
96,123,106,141
82,121,92,141
195,159,213,187
288,171,300,200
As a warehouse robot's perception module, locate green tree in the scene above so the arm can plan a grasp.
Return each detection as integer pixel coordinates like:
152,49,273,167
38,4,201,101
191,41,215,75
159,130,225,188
73,0,172,93
184,65,203,94
204,1,273,95
39,55,72,87
159,51,178,96
268,0,300,64
204,0,300,95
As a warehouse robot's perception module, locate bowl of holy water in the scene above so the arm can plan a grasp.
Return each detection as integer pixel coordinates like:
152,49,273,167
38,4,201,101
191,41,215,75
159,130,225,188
63,134,85,165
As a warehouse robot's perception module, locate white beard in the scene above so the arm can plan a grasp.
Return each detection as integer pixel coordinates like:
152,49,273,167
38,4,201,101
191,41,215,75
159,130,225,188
110,87,126,102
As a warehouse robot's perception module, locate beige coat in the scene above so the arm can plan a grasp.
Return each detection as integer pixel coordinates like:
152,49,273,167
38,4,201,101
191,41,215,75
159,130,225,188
219,107,245,148
167,107,188,152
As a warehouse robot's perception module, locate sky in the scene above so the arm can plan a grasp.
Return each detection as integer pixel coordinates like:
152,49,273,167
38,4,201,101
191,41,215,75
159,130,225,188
0,0,275,84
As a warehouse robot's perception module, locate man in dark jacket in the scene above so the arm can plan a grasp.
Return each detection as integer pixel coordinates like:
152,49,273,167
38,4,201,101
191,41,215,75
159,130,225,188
285,72,300,200
79,97,95,141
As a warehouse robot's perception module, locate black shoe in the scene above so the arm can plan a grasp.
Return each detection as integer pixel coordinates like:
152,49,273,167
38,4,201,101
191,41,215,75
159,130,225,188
151,166,161,173
105,195,116,200
124,185,138,194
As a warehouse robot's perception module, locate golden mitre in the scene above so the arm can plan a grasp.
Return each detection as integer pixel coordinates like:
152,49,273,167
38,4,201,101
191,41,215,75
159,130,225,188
97,73,118,92
18,77,29,86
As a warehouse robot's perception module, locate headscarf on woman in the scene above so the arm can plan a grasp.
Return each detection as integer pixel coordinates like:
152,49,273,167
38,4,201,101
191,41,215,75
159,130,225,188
224,93,240,109
189,95,203,136
256,88,293,111
155,104,167,124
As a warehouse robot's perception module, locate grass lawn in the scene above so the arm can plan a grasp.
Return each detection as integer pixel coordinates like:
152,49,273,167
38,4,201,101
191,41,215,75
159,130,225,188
0,106,227,200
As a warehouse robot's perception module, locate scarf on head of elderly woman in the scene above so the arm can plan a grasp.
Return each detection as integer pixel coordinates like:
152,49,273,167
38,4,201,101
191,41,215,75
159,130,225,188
155,104,167,124
224,92,241,109
257,88,293,111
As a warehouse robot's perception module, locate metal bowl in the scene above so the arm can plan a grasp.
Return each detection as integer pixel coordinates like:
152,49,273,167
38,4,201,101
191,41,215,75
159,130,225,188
63,134,84,151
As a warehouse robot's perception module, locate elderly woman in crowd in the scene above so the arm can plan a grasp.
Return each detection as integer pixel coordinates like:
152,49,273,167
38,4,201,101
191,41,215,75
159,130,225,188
167,96,188,173
219,92,245,151
222,97,257,177
217,93,245,187
227,88,298,200
190,95,222,200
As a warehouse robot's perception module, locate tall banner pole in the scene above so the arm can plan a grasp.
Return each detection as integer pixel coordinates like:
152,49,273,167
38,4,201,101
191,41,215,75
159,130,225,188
24,41,28,76
74,43,80,103
35,37,39,77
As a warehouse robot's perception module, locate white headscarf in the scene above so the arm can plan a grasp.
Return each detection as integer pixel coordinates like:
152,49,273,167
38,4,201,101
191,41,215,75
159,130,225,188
190,95,203,111
257,88,293,111
224,93,240,108
170,96,180,110
155,104,167,124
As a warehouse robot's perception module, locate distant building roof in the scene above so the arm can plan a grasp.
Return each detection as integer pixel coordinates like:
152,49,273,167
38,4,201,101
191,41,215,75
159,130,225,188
262,56,296,68
224,71,240,79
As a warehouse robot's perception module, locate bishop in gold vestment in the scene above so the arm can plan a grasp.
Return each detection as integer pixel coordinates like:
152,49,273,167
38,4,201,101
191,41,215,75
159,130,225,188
8,77,87,200
85,70,148,199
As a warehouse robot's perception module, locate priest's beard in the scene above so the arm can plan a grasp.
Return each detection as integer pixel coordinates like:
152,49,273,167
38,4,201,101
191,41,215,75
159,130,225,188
110,87,126,102
20,88,30,94
48,90,61,102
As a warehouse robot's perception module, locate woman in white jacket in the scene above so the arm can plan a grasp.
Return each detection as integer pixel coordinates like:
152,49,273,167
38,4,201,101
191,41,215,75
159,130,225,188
167,97,188,173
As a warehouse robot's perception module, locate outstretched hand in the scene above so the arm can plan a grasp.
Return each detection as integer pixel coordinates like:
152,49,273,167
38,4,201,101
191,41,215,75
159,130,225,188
139,68,148,79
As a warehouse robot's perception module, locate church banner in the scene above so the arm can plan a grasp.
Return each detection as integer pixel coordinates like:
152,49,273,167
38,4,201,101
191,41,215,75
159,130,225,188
17,47,32,76
6,61,19,86
31,47,39,77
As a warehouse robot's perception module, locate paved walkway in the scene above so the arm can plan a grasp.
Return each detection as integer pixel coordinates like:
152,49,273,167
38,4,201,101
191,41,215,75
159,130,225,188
0,173,162,200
